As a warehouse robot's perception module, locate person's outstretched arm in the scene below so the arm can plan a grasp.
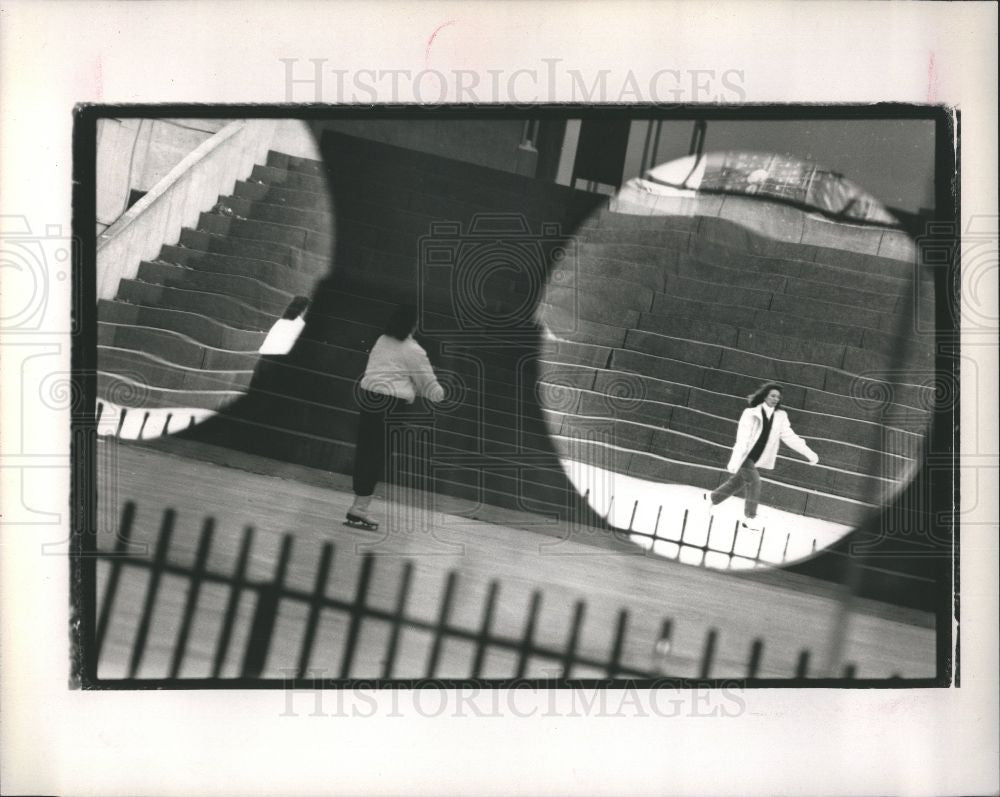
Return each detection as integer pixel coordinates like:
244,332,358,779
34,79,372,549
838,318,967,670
779,417,819,464
407,342,445,403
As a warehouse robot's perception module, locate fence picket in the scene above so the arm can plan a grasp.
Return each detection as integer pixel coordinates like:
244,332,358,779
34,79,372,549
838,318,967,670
338,553,375,678
515,592,542,678
470,581,499,678
212,525,254,677
795,649,811,678
240,533,293,678
169,517,215,677
561,601,586,678
699,628,718,678
127,508,175,678
606,610,628,678
382,562,413,680
296,542,334,679
747,638,764,678
426,571,458,678
95,501,136,662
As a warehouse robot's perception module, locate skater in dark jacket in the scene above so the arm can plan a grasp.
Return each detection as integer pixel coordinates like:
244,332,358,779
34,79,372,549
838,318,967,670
346,303,445,529
704,383,819,530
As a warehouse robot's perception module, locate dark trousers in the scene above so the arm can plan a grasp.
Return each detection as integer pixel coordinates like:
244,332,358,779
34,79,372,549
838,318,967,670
710,457,761,518
351,390,402,497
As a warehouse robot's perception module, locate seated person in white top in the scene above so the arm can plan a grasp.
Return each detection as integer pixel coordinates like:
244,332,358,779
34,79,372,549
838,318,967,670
346,303,445,530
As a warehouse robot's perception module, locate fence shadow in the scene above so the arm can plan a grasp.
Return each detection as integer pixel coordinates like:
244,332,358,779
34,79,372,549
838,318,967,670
89,501,870,685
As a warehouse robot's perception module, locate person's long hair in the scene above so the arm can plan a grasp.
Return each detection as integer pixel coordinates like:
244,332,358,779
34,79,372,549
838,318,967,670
747,383,783,408
385,303,418,341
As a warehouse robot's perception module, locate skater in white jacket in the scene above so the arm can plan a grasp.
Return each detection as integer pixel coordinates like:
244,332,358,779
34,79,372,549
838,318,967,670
346,303,445,530
704,383,819,531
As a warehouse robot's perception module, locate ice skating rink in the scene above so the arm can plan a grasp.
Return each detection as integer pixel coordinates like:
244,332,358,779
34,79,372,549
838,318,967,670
93,441,936,681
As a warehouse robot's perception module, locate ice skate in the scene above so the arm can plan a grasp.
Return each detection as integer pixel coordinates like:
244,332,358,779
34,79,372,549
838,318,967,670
740,516,764,532
345,495,379,531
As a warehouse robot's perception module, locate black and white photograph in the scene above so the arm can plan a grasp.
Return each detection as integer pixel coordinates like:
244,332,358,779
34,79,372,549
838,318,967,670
80,109,951,684
1,2,997,796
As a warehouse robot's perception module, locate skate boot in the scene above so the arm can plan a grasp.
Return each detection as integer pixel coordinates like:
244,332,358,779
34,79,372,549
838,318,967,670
740,515,764,532
345,495,379,531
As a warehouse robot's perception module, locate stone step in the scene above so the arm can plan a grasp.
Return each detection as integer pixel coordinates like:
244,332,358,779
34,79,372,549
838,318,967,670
248,165,596,241
565,288,878,343
546,404,909,483
624,404,904,480
136,261,293,315
114,281,276,332
197,212,334,257
252,161,586,222
225,191,920,352
539,378,918,454
638,309,932,357
538,358,929,426
236,174,490,228
220,195,334,237
137,260,424,335
99,308,586,410
622,327,935,380
98,346,252,393
687,243,915,295
575,243,912,308
583,213,918,280
234,179,333,213
97,371,240,412
586,340,932,409
98,300,264,351
558,253,907,316
315,133,601,211
283,138,586,204
159,245,320,295
98,322,260,371
178,229,328,274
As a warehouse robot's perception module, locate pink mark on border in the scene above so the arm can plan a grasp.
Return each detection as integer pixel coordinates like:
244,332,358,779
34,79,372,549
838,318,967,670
425,20,455,63
926,52,938,103
93,54,104,101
